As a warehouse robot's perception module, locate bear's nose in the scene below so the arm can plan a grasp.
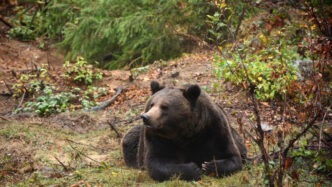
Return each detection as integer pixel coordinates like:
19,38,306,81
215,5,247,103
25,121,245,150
141,114,150,124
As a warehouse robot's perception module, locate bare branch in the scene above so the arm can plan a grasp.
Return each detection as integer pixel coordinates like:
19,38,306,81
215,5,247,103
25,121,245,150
283,113,321,158
319,109,329,150
53,156,69,171
85,86,122,112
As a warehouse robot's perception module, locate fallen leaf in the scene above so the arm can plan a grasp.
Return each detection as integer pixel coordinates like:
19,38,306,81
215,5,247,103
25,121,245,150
285,157,293,170
208,172,216,177
49,173,63,179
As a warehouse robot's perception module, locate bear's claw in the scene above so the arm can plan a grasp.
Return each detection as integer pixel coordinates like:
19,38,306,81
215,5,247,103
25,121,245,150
201,161,208,171
201,161,217,175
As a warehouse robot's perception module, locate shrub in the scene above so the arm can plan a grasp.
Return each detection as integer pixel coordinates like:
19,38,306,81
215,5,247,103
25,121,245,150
63,56,103,85
11,64,49,97
214,44,300,101
20,86,77,116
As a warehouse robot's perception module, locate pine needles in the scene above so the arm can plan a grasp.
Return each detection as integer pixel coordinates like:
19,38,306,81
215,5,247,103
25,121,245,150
52,0,211,69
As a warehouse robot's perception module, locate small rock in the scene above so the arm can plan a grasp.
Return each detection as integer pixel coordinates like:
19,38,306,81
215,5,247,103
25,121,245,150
171,72,180,78
261,122,273,132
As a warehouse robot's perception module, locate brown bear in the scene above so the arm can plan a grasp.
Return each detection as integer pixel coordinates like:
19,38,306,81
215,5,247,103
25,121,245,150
121,81,247,181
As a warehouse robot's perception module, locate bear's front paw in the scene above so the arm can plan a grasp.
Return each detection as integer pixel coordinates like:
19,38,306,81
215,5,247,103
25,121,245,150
191,163,201,175
202,161,218,176
182,162,201,181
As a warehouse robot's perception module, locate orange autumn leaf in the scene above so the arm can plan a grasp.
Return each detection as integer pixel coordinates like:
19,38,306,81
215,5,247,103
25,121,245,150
285,157,293,170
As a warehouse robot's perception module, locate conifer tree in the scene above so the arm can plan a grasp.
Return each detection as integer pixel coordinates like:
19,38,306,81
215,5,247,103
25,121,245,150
53,0,211,69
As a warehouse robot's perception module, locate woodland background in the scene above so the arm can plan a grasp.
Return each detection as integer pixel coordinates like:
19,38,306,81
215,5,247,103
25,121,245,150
0,0,331,186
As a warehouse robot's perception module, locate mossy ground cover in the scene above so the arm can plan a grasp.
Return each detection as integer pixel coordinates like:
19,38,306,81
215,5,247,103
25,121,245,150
2,119,328,186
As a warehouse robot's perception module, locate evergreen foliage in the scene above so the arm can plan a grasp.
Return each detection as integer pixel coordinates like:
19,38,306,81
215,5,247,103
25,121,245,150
53,0,211,69
37,0,85,39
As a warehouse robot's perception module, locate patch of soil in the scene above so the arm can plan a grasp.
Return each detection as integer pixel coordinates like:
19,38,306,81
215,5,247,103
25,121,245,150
48,112,109,134
0,136,36,184
0,38,63,115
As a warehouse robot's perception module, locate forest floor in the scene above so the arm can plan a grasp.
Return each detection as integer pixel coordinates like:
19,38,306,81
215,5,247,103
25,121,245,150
0,37,328,186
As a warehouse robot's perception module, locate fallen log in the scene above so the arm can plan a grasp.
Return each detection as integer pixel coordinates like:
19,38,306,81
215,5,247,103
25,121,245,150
85,85,122,112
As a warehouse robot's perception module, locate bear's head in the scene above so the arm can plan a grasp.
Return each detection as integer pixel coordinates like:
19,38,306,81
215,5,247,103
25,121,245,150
141,81,201,139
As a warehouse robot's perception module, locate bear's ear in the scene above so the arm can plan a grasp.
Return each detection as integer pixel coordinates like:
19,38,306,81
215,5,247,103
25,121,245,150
183,85,200,103
150,81,164,94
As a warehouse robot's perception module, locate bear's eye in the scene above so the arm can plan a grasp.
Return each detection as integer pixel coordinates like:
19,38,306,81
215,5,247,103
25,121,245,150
161,105,168,110
150,103,154,108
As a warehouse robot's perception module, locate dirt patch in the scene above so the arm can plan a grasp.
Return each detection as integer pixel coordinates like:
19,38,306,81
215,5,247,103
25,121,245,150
0,38,63,115
0,38,63,69
47,112,109,133
0,136,36,184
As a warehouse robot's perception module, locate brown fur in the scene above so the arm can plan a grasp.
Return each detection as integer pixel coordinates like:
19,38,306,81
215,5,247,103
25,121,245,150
122,81,247,181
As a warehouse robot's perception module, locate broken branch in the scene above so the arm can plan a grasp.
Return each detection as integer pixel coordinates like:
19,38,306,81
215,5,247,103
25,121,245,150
108,120,122,138
53,156,69,171
85,86,122,112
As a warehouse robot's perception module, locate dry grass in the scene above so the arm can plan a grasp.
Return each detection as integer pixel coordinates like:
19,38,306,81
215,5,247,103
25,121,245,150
0,118,262,187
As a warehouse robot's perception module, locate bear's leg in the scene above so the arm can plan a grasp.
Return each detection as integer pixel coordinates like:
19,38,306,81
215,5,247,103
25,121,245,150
202,156,242,177
121,125,142,168
146,157,201,181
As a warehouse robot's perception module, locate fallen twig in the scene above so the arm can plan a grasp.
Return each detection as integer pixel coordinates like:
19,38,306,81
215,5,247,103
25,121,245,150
53,156,69,171
67,141,101,164
15,90,27,111
65,138,102,151
0,15,13,28
0,116,9,121
85,86,122,112
108,120,122,138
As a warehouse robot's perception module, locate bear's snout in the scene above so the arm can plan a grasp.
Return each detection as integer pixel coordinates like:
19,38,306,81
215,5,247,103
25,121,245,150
141,114,150,125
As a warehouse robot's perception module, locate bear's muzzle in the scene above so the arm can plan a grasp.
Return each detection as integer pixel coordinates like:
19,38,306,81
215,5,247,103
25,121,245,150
141,114,151,127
